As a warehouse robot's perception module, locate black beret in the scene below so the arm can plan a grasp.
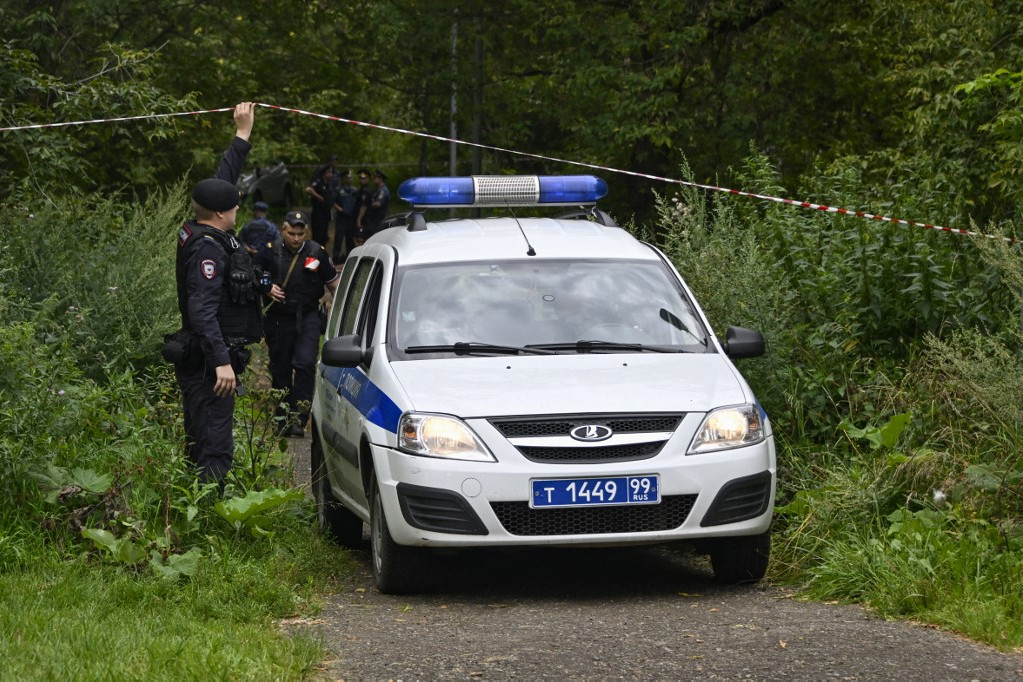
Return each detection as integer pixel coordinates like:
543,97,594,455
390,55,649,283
192,178,240,211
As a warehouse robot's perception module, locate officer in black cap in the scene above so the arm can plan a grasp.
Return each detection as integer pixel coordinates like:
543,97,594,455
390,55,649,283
357,169,390,236
171,102,283,486
265,210,340,436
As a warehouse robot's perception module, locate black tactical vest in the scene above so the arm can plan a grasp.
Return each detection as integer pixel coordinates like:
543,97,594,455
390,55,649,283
176,222,263,345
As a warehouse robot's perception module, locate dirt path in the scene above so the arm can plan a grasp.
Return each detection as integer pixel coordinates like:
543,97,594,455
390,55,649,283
288,439,1023,681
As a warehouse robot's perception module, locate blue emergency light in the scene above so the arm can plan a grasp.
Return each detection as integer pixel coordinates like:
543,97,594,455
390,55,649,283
397,175,608,208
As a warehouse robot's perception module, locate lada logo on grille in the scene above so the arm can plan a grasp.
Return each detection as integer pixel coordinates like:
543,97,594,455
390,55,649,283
569,424,613,442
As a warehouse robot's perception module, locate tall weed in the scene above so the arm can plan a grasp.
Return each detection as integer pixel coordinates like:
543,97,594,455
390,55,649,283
0,187,184,378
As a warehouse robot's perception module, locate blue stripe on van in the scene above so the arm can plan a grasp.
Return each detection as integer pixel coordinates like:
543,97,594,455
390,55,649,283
321,365,403,433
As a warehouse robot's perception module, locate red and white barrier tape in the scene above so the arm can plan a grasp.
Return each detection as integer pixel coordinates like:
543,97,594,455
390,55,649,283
0,107,235,131
1,102,1011,243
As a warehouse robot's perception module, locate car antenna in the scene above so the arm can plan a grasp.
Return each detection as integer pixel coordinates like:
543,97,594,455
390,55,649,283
506,206,536,256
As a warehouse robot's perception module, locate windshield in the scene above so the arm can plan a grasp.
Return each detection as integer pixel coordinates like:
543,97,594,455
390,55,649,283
390,259,710,357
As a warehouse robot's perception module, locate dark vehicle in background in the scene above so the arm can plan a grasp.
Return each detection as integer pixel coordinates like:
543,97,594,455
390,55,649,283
238,162,293,208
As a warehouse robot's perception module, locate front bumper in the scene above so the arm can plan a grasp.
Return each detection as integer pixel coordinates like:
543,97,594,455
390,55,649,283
371,427,776,548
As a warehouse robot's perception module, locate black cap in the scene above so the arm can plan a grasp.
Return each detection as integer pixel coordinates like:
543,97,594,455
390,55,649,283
374,169,387,181
192,178,239,211
284,210,308,226
357,168,370,179
253,200,269,211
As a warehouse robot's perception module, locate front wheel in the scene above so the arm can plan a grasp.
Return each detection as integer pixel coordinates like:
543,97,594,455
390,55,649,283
311,435,363,548
706,529,770,584
370,477,424,594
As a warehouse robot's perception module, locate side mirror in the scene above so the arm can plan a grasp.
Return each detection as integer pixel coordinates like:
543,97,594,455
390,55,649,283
321,334,365,367
721,326,765,359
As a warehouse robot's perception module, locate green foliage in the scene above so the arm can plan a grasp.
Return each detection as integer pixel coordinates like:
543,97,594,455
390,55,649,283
0,187,354,675
233,387,293,489
214,488,306,539
0,557,327,680
652,138,1023,647
0,190,183,377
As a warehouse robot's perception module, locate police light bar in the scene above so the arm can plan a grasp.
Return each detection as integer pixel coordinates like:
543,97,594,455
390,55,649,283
397,175,608,208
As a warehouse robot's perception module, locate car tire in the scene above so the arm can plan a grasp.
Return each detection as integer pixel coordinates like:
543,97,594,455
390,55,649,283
311,434,363,548
707,529,770,584
370,475,423,594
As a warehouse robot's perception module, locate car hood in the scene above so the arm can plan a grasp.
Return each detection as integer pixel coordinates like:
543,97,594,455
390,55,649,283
389,353,748,417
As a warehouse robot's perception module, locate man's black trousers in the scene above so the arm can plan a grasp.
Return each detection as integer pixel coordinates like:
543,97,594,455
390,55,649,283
265,311,321,427
175,363,234,485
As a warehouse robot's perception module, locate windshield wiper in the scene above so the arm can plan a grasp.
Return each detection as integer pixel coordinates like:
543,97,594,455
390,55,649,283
527,340,688,353
404,342,558,356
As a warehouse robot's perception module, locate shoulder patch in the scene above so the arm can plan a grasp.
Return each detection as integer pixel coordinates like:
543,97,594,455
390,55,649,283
178,224,192,247
304,257,320,271
200,259,217,280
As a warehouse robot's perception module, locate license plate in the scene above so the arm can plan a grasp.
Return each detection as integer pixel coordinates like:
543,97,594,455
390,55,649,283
530,475,660,508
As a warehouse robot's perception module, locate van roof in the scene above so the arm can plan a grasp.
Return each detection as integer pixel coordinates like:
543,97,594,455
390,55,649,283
367,216,657,266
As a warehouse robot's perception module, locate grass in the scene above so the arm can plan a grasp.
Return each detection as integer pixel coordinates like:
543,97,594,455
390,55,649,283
0,529,356,680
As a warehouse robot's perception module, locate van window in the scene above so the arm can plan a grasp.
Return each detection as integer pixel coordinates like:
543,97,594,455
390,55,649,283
340,259,374,337
326,258,358,338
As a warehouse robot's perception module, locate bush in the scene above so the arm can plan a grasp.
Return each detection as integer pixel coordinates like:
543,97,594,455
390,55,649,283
651,149,1023,647
0,187,184,379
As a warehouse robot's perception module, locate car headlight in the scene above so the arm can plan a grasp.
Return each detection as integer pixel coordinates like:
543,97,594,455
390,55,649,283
398,413,496,462
688,404,765,454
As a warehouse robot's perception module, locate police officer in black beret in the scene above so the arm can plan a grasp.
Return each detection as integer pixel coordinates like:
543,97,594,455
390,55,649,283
266,210,340,437
171,102,284,486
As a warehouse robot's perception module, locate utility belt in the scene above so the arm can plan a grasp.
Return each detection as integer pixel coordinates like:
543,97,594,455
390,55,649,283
161,328,202,370
162,329,253,374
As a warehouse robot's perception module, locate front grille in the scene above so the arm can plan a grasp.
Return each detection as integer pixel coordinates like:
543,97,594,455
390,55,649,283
491,413,682,438
491,495,697,536
489,413,683,464
518,441,663,463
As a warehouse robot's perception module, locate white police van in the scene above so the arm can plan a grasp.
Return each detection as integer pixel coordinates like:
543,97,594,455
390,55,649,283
312,175,775,594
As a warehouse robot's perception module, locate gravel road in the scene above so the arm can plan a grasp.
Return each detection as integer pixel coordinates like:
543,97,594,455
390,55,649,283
287,437,1023,681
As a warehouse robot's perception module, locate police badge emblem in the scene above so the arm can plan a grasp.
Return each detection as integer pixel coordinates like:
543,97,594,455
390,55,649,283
200,259,217,279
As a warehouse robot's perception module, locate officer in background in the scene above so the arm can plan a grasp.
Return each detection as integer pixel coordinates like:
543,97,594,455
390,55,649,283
358,169,390,236
266,210,340,437
332,169,357,265
304,165,335,246
172,102,284,486
238,200,280,279
353,168,372,236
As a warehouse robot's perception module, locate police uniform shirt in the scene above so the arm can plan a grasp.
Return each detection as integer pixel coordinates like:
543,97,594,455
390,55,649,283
365,184,391,228
178,224,235,368
309,177,334,217
335,185,357,221
355,184,372,216
239,216,280,251
274,241,340,311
